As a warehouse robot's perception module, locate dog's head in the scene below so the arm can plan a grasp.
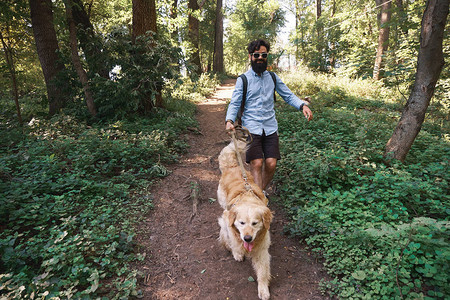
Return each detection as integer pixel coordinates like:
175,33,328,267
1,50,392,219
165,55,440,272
226,202,273,252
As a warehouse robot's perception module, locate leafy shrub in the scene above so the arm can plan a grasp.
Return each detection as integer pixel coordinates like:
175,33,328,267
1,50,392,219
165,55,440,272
166,72,220,104
275,72,449,299
0,77,205,298
67,29,185,120
314,218,449,299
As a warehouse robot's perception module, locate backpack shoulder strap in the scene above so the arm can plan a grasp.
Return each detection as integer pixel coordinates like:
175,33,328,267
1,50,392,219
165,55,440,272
236,74,248,125
269,71,277,102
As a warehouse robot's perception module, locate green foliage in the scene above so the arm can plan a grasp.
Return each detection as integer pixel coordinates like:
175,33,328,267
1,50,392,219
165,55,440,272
327,0,380,77
0,0,46,119
0,73,216,297
199,0,218,71
313,218,449,299
166,72,220,104
275,71,449,299
86,0,132,35
286,0,449,113
86,30,183,119
288,0,346,72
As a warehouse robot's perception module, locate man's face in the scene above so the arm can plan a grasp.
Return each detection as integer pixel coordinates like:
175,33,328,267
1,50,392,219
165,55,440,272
249,46,268,74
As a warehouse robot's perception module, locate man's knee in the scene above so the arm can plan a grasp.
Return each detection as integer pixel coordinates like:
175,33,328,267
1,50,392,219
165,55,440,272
250,159,264,170
265,158,277,171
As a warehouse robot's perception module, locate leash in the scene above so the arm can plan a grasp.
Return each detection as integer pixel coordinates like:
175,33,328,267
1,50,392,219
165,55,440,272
225,126,268,210
229,126,252,191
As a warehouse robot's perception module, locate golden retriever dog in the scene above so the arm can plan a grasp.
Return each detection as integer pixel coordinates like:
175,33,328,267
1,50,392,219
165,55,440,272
217,139,273,300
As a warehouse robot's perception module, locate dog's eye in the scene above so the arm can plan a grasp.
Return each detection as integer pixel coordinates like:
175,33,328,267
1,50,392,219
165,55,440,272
240,221,245,225
252,222,258,226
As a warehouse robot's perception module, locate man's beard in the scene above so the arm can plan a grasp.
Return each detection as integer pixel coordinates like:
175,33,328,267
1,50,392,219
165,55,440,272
251,59,267,74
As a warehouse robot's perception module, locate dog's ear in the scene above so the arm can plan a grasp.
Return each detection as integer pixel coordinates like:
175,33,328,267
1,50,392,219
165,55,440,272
262,208,273,229
225,210,236,227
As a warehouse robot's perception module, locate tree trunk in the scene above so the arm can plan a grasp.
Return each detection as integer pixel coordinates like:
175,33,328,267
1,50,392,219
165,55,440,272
132,0,157,41
295,0,300,62
29,0,69,116
132,0,162,110
373,0,392,80
315,0,325,71
64,0,97,116
170,0,178,42
395,0,408,35
0,31,22,124
316,0,321,19
148,0,163,108
384,0,449,162
188,0,202,75
328,0,337,70
71,0,109,78
213,0,224,73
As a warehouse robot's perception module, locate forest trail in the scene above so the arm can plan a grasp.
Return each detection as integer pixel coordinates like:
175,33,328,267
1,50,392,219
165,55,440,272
134,79,329,300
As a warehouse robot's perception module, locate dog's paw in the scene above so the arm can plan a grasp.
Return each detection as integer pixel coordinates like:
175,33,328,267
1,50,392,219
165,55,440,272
232,252,244,261
258,285,270,300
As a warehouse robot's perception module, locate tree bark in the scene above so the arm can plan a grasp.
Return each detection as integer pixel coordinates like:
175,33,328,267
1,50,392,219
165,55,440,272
29,0,68,116
316,0,321,19
132,0,162,110
373,0,392,80
64,0,97,116
295,0,300,62
384,0,449,162
328,0,337,70
170,0,178,42
213,0,224,73
315,0,326,71
132,0,157,41
0,30,22,124
188,0,202,75
71,0,109,78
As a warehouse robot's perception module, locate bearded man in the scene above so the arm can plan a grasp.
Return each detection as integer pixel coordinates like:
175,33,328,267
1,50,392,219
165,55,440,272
225,39,313,193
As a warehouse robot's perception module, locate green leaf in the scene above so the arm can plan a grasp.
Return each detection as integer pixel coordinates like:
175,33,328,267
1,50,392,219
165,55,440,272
351,270,366,281
248,276,255,282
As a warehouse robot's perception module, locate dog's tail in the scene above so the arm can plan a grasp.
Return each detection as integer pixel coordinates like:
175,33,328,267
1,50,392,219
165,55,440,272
218,139,247,171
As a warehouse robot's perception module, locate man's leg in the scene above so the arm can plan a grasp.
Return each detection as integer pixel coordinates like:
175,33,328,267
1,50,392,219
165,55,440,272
262,158,277,191
260,131,280,192
247,131,279,191
250,158,264,190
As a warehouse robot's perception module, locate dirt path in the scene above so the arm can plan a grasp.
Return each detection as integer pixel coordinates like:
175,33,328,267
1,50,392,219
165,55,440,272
135,79,329,300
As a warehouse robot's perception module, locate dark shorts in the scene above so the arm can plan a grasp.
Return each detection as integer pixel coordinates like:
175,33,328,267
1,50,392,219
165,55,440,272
246,131,281,163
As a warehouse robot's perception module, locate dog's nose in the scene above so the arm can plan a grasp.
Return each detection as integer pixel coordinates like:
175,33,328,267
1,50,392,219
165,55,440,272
244,235,252,242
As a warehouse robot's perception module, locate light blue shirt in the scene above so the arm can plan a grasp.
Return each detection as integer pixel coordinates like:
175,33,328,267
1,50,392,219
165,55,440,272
226,69,306,136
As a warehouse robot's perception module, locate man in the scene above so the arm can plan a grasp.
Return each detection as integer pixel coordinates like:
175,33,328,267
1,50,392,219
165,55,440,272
225,39,313,193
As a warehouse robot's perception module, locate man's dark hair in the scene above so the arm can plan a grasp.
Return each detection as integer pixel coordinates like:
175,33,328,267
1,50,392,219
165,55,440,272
247,39,270,54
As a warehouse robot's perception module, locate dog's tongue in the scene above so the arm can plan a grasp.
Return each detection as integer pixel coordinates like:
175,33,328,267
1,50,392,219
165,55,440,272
244,241,254,252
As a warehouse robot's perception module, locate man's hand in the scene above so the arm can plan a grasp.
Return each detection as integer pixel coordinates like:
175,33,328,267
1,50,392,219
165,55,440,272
302,105,313,121
225,120,235,132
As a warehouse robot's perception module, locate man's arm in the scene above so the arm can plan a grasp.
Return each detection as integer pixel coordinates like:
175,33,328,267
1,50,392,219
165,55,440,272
225,76,245,129
274,73,313,121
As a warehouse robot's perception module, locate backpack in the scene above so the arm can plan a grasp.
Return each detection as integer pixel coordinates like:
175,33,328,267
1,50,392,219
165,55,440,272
236,71,277,125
